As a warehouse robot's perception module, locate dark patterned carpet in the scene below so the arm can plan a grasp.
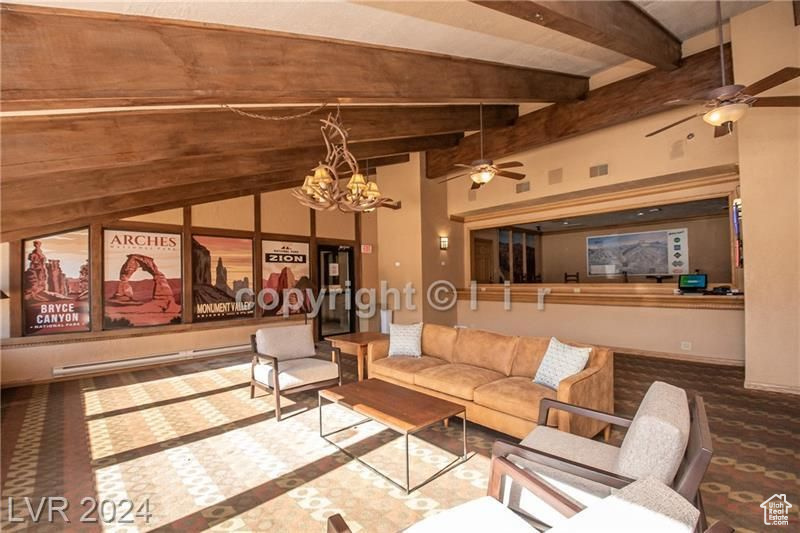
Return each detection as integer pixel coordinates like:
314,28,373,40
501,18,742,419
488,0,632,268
1,351,797,532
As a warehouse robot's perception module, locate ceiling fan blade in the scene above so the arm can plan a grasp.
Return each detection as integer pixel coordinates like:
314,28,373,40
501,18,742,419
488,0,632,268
438,173,469,184
645,114,701,138
495,161,524,169
752,96,800,107
453,163,475,169
744,67,800,96
714,122,734,138
470,181,482,190
496,170,526,180
664,98,709,106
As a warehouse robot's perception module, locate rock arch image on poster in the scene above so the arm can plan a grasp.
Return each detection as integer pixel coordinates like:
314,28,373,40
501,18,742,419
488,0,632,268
192,235,254,322
262,240,313,316
103,229,182,329
22,228,91,335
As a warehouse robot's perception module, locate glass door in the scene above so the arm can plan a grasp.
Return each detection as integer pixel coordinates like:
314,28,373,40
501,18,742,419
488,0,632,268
317,244,355,337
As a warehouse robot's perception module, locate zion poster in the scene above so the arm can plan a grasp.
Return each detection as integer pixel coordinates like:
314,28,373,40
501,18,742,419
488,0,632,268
261,240,313,316
192,235,254,322
103,229,182,329
22,229,91,336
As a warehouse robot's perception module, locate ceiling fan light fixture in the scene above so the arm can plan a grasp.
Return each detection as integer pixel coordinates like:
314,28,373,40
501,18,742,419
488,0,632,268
702,103,749,126
470,167,496,184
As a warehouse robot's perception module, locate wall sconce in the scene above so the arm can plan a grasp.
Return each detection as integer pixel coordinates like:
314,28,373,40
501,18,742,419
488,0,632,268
439,236,449,250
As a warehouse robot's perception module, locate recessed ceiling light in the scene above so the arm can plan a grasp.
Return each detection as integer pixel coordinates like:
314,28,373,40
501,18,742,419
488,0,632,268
637,212,645,216
562,221,569,225
649,208,661,212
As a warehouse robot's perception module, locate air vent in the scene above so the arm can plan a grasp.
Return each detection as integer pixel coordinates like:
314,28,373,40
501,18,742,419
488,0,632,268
468,189,477,202
589,164,608,178
515,181,531,194
548,168,563,185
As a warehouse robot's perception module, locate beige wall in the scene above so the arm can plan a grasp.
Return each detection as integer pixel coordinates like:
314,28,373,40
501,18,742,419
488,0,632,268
315,209,356,241
732,2,800,393
377,154,423,323
192,196,254,230
457,300,744,366
261,189,310,236
540,216,732,284
123,208,183,225
359,211,380,332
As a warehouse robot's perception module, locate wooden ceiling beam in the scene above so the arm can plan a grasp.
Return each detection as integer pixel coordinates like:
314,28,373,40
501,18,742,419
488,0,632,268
426,45,730,178
1,133,460,213
1,105,515,180
0,4,587,110
470,1,681,70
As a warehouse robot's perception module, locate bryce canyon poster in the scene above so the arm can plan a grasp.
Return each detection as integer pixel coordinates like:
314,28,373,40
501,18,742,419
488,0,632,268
192,235,254,322
261,240,313,316
22,229,91,336
103,229,182,329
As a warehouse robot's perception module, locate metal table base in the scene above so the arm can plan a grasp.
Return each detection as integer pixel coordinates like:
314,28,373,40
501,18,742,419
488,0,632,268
318,393,471,494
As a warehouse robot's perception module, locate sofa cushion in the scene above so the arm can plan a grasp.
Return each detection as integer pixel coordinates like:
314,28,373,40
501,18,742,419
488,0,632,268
510,336,551,378
452,328,518,376
414,363,504,401
473,377,556,423
370,355,447,384
421,324,458,362
256,324,316,361
389,322,423,357
616,381,690,485
253,358,338,390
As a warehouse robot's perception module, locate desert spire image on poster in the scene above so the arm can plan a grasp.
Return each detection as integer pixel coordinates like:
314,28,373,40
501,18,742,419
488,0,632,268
192,235,254,321
103,229,182,329
22,229,91,335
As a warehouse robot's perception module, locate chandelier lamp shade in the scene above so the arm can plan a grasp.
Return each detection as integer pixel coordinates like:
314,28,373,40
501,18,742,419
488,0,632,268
293,110,401,212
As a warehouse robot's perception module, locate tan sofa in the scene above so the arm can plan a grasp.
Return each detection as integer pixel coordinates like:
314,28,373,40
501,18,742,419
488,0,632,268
368,325,613,439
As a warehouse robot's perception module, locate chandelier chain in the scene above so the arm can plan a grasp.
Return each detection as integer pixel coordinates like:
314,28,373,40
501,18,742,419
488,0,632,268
222,103,329,121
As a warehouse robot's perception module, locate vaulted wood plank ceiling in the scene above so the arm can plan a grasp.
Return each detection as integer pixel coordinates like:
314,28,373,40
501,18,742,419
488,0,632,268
0,1,765,242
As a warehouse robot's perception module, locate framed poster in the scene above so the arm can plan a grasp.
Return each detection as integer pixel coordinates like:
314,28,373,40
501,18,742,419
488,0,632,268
103,229,182,329
22,228,91,335
261,240,313,316
192,235,254,322
587,228,689,276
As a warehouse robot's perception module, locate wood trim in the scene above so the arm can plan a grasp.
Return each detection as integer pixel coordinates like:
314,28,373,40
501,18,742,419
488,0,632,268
744,381,800,396
182,207,193,324
0,3,587,109
471,1,681,70
253,193,263,313
89,224,103,332
354,213,363,333
102,220,183,234
452,164,739,223
309,209,318,341
8,241,23,337
455,285,744,310
794,0,800,26
617,347,744,368
534,212,729,237
0,314,305,348
426,46,731,178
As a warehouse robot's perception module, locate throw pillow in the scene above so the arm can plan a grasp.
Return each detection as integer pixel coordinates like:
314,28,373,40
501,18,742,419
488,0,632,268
388,323,423,357
533,337,591,390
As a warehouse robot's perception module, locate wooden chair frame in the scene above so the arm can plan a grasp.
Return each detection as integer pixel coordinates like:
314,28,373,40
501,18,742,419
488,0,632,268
250,334,343,421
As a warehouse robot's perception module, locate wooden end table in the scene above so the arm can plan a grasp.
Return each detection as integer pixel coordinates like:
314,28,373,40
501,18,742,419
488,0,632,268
319,379,470,494
325,331,388,381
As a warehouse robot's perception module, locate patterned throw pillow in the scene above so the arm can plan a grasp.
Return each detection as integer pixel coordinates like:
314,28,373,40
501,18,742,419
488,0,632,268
388,323,423,357
533,337,591,390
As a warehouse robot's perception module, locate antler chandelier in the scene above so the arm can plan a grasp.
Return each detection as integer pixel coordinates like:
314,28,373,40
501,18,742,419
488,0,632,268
292,109,401,212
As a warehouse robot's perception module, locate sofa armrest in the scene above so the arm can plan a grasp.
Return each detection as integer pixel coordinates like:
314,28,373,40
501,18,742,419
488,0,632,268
556,350,614,438
367,338,390,365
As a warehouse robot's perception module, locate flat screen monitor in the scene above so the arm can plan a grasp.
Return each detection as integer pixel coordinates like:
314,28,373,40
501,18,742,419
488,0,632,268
678,274,708,292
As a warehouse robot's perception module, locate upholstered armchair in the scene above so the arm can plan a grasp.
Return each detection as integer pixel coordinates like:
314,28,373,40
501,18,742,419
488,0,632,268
250,323,342,421
493,381,713,531
327,452,730,533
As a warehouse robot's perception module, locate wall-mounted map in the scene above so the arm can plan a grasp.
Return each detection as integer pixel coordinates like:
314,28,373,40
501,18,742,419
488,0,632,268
587,229,689,276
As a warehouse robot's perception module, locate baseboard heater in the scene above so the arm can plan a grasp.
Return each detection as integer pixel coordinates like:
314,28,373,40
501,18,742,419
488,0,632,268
52,344,250,378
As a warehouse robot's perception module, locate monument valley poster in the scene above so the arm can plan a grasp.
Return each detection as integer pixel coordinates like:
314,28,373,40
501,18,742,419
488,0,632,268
262,240,313,316
22,229,91,336
103,229,182,329
192,235,254,322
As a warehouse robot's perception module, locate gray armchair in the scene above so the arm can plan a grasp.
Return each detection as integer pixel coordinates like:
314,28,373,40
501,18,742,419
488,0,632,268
250,323,342,421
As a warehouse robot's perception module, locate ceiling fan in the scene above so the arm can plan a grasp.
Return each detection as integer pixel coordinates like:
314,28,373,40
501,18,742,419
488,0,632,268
439,103,526,190
646,0,800,139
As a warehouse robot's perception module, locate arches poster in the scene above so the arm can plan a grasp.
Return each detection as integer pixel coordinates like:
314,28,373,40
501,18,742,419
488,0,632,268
22,228,91,336
103,229,182,329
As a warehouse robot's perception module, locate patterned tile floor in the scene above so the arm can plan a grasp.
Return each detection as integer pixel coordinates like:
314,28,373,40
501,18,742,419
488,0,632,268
1,352,797,532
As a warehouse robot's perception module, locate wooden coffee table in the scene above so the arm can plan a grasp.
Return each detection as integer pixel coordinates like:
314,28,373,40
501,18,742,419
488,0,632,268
325,332,388,381
318,379,470,493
